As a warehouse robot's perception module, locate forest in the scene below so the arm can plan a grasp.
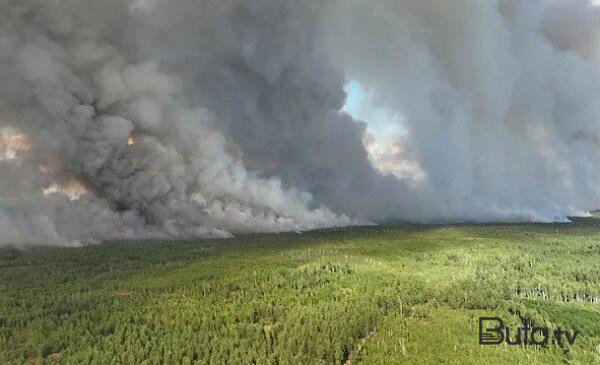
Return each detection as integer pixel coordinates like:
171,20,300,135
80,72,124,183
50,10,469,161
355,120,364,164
2,219,600,364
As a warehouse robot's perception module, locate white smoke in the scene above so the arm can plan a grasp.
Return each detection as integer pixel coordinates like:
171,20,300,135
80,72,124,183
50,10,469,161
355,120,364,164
2,0,600,247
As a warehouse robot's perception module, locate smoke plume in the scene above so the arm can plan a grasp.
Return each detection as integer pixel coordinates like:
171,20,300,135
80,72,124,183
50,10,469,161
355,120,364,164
2,0,600,247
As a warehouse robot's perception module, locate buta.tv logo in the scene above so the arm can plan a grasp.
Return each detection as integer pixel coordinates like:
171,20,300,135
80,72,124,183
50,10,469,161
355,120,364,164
479,317,579,346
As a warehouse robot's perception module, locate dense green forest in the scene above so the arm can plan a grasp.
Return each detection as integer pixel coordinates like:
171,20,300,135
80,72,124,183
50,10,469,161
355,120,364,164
2,219,600,364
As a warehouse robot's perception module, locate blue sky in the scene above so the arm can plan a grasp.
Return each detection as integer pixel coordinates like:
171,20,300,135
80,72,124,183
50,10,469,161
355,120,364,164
342,80,406,143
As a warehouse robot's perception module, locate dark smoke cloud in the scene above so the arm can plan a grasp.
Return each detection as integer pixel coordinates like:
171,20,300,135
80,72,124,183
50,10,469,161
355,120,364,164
0,0,356,247
1,0,600,247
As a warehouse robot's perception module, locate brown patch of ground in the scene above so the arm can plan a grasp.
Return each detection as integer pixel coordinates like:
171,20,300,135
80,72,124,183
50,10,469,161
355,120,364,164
344,329,377,365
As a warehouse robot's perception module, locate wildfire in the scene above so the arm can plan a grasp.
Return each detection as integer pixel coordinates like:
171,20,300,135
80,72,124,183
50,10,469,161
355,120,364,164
0,129,31,160
42,181,87,201
0,133,30,150
128,137,135,146
38,162,52,173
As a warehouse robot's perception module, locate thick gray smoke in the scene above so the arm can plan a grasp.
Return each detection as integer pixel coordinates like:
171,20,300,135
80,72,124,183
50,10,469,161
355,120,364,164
0,0,356,247
326,0,600,221
1,0,600,247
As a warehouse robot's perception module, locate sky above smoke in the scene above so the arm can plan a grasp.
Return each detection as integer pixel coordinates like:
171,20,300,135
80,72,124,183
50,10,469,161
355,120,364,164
2,0,600,247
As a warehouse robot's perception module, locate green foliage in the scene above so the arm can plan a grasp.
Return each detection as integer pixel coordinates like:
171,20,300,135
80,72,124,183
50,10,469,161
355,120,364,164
2,221,600,363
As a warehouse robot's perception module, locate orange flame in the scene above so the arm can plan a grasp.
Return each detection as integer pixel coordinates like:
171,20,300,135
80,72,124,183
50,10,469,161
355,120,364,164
0,133,31,151
42,181,87,200
0,129,31,160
